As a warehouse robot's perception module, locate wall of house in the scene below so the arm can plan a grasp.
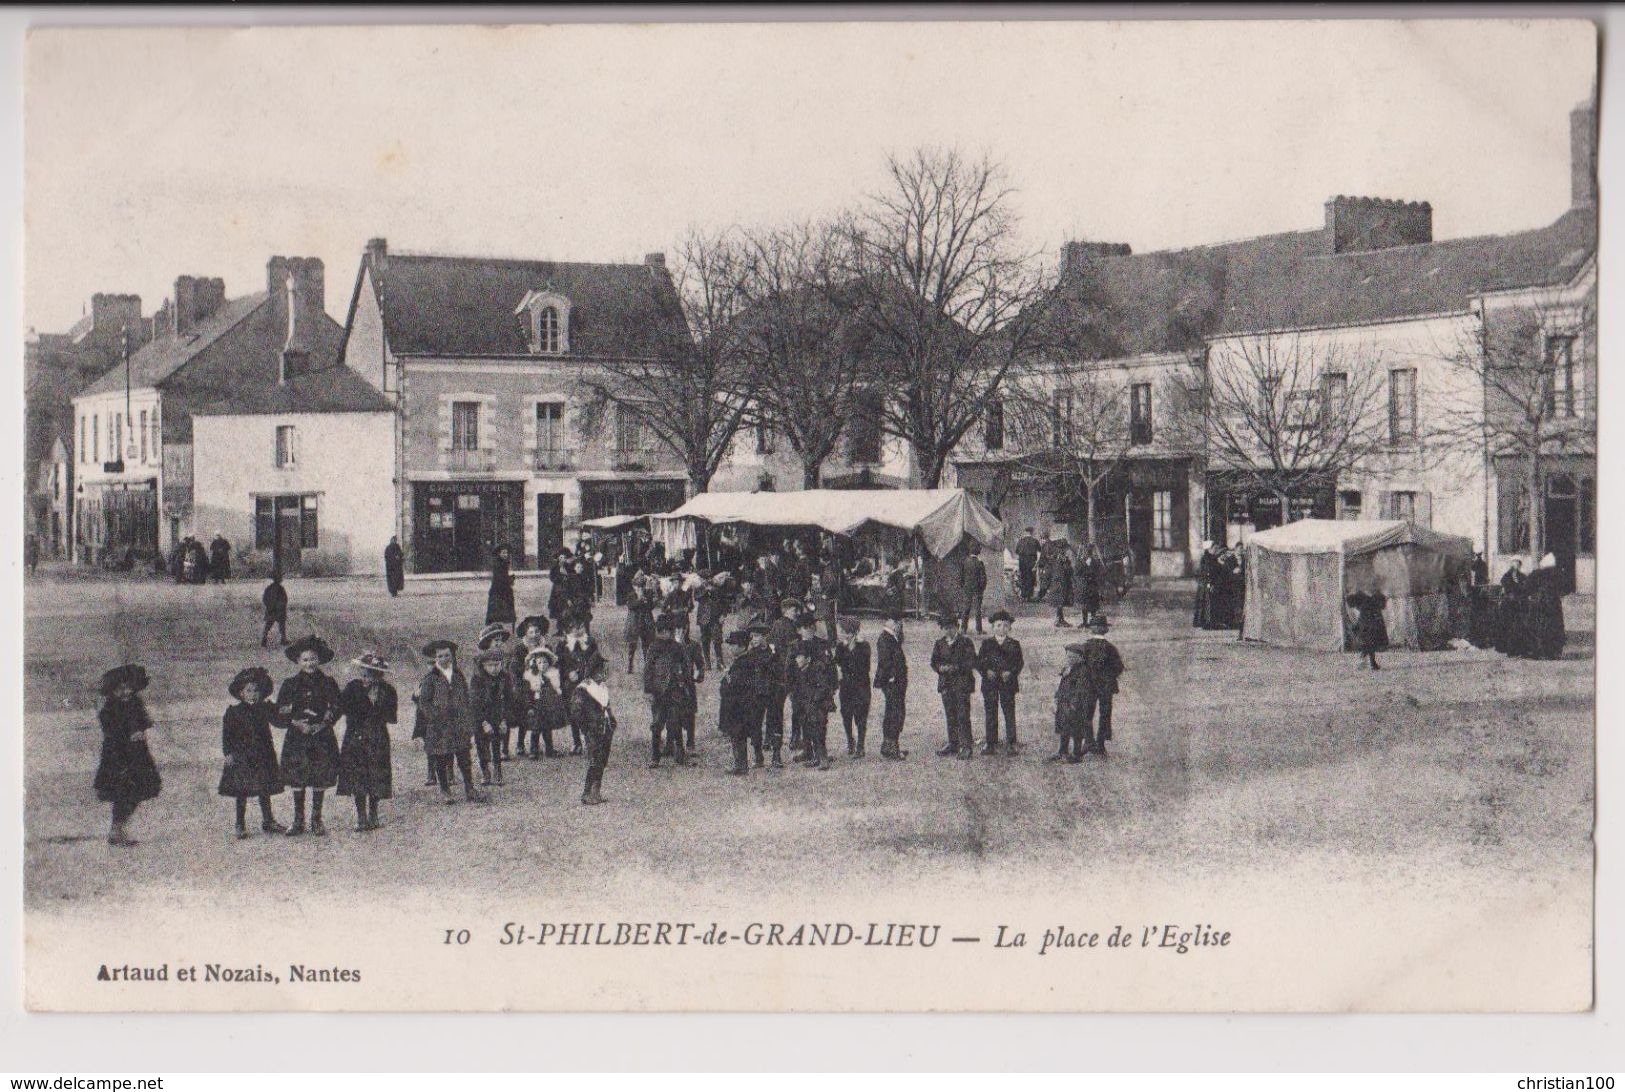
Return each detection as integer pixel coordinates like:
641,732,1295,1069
712,429,916,492
341,269,392,395
193,411,396,576
399,357,690,568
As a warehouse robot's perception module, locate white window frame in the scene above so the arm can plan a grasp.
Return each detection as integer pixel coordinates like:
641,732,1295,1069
275,424,299,469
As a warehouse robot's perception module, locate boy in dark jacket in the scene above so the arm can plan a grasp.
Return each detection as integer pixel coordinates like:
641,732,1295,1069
643,615,689,767
834,617,872,757
873,612,909,760
977,609,1024,755
790,638,839,770
260,573,288,647
930,612,977,759
570,659,617,805
1077,613,1124,758
470,650,513,786
695,582,727,671
720,625,775,774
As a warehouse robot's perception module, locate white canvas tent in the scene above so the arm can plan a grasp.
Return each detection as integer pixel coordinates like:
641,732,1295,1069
1242,519,1474,651
650,488,1006,614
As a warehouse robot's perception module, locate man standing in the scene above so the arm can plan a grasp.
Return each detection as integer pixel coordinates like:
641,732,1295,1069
959,544,988,634
930,612,977,760
1014,527,1041,602
384,536,405,598
977,609,1023,755
260,572,289,647
1077,613,1125,758
872,611,909,761
720,624,774,774
642,615,689,768
1048,536,1075,628
763,597,801,768
209,532,232,584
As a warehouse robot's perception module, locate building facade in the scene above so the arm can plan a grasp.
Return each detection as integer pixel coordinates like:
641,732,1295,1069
70,258,342,566
337,239,694,573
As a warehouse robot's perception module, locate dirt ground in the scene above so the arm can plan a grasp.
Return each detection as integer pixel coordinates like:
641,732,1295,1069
23,571,1595,909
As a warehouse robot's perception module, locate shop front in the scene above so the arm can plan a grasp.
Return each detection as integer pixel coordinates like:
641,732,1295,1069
578,478,687,522
1205,471,1335,547
76,478,159,568
411,480,525,573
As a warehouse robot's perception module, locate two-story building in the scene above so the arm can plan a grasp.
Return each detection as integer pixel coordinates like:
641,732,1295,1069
336,239,694,573
70,258,341,565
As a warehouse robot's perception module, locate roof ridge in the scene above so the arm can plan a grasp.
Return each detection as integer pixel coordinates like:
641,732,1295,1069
388,250,658,269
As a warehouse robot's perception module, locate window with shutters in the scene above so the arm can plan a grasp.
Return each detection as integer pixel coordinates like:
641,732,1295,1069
1386,490,1418,523
275,425,298,468
536,402,565,452
1388,368,1417,444
1543,335,1577,419
1130,383,1153,445
1320,372,1348,426
615,404,648,453
451,402,480,451
983,398,1005,451
537,307,561,353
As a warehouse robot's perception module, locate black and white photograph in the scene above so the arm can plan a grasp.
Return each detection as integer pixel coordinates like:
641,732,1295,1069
15,16,1601,1015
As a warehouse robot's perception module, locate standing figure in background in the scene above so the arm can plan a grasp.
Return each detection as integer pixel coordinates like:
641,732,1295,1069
790,637,839,771
643,615,688,768
384,536,405,598
336,653,396,832
1014,527,1041,602
695,582,726,671
485,546,516,627
1524,552,1567,661
1048,537,1075,628
624,575,657,674
1346,587,1389,671
260,572,288,648
1077,613,1125,758
571,658,617,806
960,544,987,634
276,635,343,835
209,532,232,584
415,639,488,805
558,615,603,755
834,617,872,758
95,664,162,846
720,625,774,774
469,649,514,787
1074,545,1103,621
1193,540,1220,628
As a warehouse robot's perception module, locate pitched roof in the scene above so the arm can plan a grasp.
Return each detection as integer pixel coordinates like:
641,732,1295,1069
76,293,269,398
371,253,687,359
1045,207,1596,356
193,365,394,417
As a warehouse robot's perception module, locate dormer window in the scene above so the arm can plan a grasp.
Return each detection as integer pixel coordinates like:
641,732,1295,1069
516,290,572,355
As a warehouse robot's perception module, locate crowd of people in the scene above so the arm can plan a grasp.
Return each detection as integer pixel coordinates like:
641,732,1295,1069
1008,527,1121,628
1473,552,1568,661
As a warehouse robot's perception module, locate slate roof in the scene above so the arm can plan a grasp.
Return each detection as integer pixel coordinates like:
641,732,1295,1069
76,293,270,397
193,365,394,416
1045,207,1596,358
370,253,687,359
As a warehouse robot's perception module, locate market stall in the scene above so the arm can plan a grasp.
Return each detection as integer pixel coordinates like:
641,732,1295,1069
1242,519,1474,651
577,514,651,604
650,488,1006,617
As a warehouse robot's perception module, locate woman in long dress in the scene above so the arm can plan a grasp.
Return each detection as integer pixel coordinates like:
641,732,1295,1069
1523,553,1567,661
485,546,516,627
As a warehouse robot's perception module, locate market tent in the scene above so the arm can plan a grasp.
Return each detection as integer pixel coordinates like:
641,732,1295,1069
579,514,648,532
1242,519,1474,651
650,488,1003,559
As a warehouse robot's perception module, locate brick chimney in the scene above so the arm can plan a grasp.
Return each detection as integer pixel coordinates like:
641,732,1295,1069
269,256,326,382
1060,240,1132,277
1570,98,1597,209
365,237,389,275
644,252,666,269
172,275,226,335
1324,196,1432,254
89,293,142,349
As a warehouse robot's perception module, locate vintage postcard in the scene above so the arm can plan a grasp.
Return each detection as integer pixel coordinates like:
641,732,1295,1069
20,18,1596,1012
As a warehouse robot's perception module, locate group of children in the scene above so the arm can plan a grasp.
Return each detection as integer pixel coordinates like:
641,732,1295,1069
92,585,1130,844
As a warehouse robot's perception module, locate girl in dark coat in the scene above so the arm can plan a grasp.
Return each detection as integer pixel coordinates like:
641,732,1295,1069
1346,589,1389,670
337,652,397,831
276,635,343,836
485,547,517,626
95,664,162,846
218,666,286,839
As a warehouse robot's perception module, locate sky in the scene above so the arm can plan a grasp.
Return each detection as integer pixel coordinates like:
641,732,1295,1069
23,18,1597,333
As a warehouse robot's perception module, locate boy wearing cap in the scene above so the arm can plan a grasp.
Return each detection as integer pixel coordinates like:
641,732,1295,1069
559,615,604,755
930,613,978,759
570,658,617,805
762,598,801,766
415,641,489,804
873,612,909,760
834,617,872,757
1077,614,1125,758
642,615,689,767
719,625,774,774
470,648,514,786
260,571,289,648
790,637,839,770
960,544,988,634
977,609,1024,755
671,621,706,755
1052,641,1091,764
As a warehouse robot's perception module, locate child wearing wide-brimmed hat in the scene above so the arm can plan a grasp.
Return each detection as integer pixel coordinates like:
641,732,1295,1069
276,635,343,835
95,664,162,846
522,646,570,759
337,652,397,831
219,666,286,838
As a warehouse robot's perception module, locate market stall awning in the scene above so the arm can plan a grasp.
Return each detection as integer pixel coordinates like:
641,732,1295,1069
651,488,1003,559
578,514,648,532
1245,519,1473,558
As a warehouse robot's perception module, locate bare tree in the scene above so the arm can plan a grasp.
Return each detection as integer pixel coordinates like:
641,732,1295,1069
735,220,871,489
847,148,1053,488
582,227,754,495
1001,363,1136,546
1167,332,1392,522
1430,289,1596,557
